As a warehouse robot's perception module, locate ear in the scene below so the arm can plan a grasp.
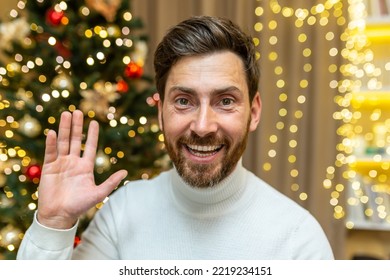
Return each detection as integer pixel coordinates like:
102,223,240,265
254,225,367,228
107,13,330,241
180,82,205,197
157,95,164,132
249,91,262,132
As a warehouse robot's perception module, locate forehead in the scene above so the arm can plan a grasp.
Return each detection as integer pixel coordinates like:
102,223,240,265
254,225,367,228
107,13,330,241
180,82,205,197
165,51,248,95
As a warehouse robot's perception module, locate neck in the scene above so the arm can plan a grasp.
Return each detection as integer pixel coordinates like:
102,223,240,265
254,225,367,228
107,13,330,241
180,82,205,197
170,159,247,216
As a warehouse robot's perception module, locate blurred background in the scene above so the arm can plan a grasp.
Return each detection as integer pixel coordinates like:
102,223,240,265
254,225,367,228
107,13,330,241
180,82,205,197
1,0,390,260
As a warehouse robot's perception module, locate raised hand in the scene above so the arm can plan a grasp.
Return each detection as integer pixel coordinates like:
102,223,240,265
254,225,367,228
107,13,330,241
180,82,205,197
36,110,128,229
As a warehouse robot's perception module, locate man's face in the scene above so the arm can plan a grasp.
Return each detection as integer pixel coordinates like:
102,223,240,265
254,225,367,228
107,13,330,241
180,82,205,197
158,51,261,188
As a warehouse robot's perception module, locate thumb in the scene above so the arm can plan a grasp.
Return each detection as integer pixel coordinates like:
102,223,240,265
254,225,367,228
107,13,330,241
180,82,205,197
96,170,128,202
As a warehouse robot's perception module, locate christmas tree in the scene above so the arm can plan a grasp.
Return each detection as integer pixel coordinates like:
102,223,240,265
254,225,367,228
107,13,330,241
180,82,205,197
0,0,168,259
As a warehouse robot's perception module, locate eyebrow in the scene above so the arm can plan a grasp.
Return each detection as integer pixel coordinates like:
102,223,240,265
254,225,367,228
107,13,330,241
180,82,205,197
168,85,242,96
168,86,195,95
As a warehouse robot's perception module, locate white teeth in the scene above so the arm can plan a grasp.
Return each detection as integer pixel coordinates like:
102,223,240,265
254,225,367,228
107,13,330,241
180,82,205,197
186,144,222,157
187,144,222,152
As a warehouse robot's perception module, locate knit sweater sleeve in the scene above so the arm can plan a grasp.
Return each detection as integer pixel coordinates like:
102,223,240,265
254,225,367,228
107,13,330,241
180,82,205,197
16,212,77,260
17,194,121,260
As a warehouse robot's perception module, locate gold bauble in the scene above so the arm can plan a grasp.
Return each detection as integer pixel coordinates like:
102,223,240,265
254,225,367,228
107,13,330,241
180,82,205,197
18,115,42,138
95,150,111,170
51,72,74,91
85,0,122,22
0,224,22,248
0,194,15,208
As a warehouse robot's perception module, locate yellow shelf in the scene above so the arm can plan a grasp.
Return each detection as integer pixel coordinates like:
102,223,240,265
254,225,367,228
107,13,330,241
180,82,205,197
350,91,390,110
349,160,390,180
365,22,390,43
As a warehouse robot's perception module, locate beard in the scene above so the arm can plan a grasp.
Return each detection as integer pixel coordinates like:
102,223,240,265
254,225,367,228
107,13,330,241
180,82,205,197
163,120,250,188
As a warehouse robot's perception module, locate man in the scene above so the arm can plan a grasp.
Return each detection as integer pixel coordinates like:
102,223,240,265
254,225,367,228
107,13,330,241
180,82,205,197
17,16,334,259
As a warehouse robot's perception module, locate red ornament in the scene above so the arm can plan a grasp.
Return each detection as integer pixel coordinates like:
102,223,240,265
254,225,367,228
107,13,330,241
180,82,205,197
117,79,129,93
124,61,143,78
74,236,81,248
55,41,72,59
46,8,64,26
25,164,42,181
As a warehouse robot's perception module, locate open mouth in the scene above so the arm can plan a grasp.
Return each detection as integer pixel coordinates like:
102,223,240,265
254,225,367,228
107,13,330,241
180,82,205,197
186,144,223,157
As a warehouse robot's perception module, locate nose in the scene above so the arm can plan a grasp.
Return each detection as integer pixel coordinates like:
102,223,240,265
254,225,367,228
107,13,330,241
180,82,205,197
190,104,218,137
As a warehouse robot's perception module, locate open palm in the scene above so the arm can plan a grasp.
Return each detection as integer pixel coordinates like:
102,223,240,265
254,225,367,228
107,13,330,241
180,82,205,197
37,110,127,229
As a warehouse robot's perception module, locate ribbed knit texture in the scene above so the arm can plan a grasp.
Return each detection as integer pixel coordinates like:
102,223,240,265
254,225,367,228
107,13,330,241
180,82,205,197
17,161,334,260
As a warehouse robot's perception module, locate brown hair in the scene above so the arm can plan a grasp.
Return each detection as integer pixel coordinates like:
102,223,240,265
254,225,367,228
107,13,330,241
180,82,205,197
153,15,260,102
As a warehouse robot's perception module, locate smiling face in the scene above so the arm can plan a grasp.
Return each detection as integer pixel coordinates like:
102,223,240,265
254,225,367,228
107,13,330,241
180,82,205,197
158,51,261,188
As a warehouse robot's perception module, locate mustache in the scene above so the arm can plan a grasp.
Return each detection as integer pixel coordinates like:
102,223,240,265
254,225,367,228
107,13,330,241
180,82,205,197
178,133,228,146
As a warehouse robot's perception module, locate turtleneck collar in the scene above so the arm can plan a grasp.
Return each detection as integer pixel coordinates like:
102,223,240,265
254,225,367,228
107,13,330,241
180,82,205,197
169,159,248,217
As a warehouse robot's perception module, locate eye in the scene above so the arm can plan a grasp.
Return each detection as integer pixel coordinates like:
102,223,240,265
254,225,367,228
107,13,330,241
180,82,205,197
221,98,234,106
175,98,190,106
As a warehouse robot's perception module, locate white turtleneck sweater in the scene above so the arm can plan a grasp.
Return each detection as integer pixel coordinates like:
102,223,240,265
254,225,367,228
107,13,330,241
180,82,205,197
17,161,334,259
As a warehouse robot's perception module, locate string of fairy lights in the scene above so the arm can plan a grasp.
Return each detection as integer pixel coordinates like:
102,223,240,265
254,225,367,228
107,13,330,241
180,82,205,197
331,0,390,228
253,0,346,200
254,0,390,228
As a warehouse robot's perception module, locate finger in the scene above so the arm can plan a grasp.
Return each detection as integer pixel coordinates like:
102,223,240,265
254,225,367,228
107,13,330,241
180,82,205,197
57,111,72,155
96,170,128,202
82,120,99,161
69,110,84,156
43,130,58,164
